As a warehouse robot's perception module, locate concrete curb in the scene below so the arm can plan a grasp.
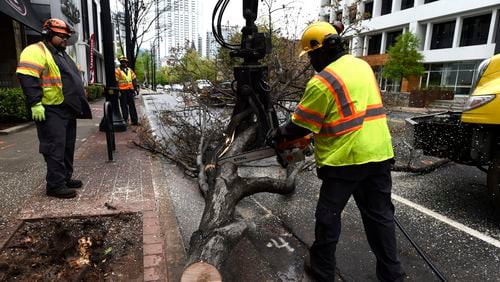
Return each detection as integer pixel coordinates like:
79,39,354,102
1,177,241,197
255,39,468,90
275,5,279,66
0,122,34,135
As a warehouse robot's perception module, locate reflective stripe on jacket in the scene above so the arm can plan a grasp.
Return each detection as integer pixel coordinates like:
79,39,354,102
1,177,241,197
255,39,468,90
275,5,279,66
16,42,64,105
115,68,136,90
292,54,394,167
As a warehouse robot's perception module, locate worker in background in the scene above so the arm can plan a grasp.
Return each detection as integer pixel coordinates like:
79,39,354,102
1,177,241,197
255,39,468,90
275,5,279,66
271,21,404,281
16,18,92,199
115,56,138,126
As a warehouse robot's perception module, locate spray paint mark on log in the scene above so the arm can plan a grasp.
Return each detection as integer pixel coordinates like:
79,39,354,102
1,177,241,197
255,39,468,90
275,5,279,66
266,237,295,252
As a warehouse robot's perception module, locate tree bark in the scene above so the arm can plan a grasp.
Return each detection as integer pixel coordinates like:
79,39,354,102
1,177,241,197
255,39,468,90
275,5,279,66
181,125,301,280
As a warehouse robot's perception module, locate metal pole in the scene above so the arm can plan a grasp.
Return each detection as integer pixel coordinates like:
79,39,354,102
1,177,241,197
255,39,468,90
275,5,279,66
152,42,156,91
149,45,153,90
125,0,132,64
100,0,126,132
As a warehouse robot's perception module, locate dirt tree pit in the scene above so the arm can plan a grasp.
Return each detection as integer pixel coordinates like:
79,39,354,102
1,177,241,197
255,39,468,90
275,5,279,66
0,213,143,281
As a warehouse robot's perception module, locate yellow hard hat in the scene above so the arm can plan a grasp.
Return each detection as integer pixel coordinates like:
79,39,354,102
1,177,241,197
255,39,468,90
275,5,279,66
118,56,128,62
299,21,338,57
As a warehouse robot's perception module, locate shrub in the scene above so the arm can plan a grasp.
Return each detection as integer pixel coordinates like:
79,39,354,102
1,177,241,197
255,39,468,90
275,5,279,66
85,83,104,101
0,87,30,122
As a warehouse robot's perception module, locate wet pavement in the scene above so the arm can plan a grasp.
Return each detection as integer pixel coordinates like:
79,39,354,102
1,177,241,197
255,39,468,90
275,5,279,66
0,107,98,230
0,97,170,281
144,91,500,281
1,90,499,281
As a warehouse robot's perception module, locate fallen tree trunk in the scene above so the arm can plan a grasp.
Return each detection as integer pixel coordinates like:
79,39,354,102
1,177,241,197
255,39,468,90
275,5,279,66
181,125,302,281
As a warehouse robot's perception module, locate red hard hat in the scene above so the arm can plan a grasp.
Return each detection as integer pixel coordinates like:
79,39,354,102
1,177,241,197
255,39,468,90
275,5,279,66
42,18,73,35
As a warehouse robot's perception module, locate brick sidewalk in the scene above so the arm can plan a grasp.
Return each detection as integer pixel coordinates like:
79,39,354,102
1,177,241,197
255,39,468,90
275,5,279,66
15,99,169,281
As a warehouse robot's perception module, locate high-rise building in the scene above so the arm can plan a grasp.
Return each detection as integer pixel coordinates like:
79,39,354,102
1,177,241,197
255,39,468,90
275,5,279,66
205,24,239,59
320,0,500,94
161,0,199,60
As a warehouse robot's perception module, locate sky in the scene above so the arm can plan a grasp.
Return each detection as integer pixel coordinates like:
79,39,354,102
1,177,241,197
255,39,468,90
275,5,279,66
111,0,321,56
200,0,321,39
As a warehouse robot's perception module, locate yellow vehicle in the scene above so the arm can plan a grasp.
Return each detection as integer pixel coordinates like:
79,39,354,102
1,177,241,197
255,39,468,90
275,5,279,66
407,54,500,208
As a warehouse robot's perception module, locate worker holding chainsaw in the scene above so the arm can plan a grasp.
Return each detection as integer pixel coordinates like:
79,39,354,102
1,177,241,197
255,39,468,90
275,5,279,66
270,21,404,281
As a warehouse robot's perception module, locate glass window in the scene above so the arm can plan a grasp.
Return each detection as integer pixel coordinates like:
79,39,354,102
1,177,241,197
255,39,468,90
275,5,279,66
368,34,382,55
81,0,89,41
381,0,392,15
428,71,442,86
364,1,373,19
92,1,99,51
421,61,480,93
431,20,455,49
385,78,401,92
401,0,414,10
335,10,343,21
421,71,429,87
460,14,491,47
454,87,470,95
386,30,402,51
429,63,444,72
443,70,458,86
457,70,474,86
349,4,357,23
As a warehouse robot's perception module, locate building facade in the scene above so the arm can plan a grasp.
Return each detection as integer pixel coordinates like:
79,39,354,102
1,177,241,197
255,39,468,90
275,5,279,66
0,0,107,87
320,0,500,94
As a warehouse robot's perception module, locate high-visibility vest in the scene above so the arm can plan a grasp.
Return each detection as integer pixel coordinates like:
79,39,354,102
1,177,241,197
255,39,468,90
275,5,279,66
292,54,393,167
115,67,136,90
16,42,64,105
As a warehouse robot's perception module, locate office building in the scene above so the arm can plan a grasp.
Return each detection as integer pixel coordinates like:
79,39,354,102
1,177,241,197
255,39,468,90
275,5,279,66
161,0,199,60
0,0,107,86
205,24,239,59
320,0,500,93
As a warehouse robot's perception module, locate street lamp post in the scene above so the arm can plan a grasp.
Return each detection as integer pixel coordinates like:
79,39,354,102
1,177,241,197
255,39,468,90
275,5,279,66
150,37,160,92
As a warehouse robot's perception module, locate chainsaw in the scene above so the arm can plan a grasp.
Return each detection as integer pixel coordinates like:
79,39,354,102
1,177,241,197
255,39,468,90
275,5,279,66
217,135,313,168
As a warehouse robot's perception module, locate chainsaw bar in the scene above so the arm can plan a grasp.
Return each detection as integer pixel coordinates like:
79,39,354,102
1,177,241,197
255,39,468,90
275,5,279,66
217,147,276,165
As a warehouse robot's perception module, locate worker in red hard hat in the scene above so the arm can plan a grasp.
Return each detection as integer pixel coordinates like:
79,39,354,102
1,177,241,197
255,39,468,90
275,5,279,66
16,18,92,199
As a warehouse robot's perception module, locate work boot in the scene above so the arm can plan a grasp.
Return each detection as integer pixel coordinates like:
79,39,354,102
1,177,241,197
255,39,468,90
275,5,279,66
303,252,317,281
65,179,83,188
46,185,77,199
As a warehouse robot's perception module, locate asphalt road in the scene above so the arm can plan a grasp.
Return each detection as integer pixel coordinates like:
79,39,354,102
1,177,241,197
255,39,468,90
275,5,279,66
145,92,500,281
2,92,498,280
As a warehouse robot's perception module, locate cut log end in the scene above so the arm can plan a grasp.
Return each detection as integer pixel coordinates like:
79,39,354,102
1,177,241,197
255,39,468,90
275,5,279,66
181,262,222,282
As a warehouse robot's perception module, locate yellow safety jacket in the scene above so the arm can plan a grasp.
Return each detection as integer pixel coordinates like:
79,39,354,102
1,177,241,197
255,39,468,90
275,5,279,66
292,55,393,167
115,67,136,90
16,42,64,105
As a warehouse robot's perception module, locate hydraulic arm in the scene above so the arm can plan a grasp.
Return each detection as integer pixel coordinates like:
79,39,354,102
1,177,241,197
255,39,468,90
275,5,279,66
212,0,278,147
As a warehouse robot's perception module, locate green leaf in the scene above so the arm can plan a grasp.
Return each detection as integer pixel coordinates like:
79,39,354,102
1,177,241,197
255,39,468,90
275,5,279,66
382,32,424,81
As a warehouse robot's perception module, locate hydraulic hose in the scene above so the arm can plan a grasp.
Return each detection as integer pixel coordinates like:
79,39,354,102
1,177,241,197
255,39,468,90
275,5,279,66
394,216,448,282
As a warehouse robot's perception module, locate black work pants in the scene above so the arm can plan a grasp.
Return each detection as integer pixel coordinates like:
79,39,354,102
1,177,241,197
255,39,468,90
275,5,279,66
310,160,404,282
35,110,77,189
119,89,138,124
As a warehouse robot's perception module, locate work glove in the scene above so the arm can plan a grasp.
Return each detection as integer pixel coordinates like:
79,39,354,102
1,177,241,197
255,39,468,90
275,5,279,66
31,102,45,122
266,128,288,168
